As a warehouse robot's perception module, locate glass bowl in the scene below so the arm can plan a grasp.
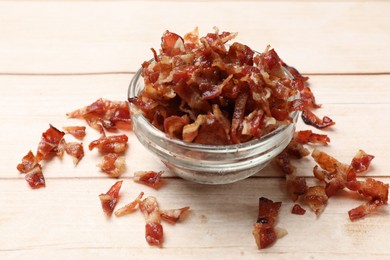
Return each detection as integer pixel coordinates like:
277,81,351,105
128,66,298,185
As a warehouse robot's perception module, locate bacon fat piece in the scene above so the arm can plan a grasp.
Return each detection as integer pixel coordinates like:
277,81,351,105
160,207,190,224
99,180,123,216
294,130,330,146
115,192,144,217
253,197,287,249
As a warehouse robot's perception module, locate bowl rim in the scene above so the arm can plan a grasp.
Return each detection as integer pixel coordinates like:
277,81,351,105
128,65,299,153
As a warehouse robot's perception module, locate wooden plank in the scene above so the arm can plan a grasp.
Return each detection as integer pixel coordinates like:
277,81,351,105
2,74,390,179
0,1,389,73
1,177,389,259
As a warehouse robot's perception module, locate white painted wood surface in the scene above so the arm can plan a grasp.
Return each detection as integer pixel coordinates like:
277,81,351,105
1,1,389,259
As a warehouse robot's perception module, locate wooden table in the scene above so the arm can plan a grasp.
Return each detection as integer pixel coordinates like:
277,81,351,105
1,1,389,259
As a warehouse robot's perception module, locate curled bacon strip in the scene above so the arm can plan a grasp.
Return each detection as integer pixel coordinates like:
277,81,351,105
99,180,123,216
89,134,128,154
63,126,86,140
133,171,163,190
348,200,383,221
252,197,287,249
98,153,126,178
301,110,335,129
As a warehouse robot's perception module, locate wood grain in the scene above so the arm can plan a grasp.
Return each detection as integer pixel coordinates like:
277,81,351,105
1,0,390,259
0,1,389,73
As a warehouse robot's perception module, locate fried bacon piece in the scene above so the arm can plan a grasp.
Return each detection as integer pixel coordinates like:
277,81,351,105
348,200,383,221
252,197,287,249
294,130,330,146
160,207,190,224
114,192,144,217
36,125,65,161
357,178,388,204
131,28,320,145
67,98,131,134
133,171,163,189
24,164,45,189
89,134,128,154
301,110,335,129
139,196,164,246
291,204,306,215
64,142,84,165
98,153,126,178
302,186,328,216
286,175,308,201
17,150,37,173
62,126,86,140
99,180,123,216
351,150,375,174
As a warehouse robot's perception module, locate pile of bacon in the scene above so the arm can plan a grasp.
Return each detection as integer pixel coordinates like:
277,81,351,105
129,27,333,145
16,28,388,250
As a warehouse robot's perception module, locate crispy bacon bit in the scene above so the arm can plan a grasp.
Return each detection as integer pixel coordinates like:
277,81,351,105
294,130,330,146
301,110,335,129
67,98,131,134
62,126,86,140
64,142,84,165
348,200,383,221
114,192,144,217
160,207,190,224
302,186,328,216
285,140,310,159
139,196,163,246
36,125,65,161
358,178,388,204
130,28,315,145
99,180,123,216
98,153,126,178
17,150,37,173
89,134,128,154
253,197,286,249
291,204,306,215
311,149,347,173
25,164,45,189
286,175,308,201
134,171,163,189
350,150,374,174
275,151,296,175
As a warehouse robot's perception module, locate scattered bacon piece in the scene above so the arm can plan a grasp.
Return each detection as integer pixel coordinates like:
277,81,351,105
351,150,375,174
89,134,128,154
160,207,190,224
358,178,388,204
17,150,37,173
98,153,126,178
301,110,335,129
139,196,164,246
348,200,383,221
285,140,310,159
291,204,306,215
25,164,45,189
134,171,163,189
286,175,308,201
99,180,123,216
302,186,328,216
115,192,144,217
63,126,86,140
253,197,286,249
36,125,65,161
274,151,296,175
64,142,84,165
294,130,330,146
67,98,131,134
